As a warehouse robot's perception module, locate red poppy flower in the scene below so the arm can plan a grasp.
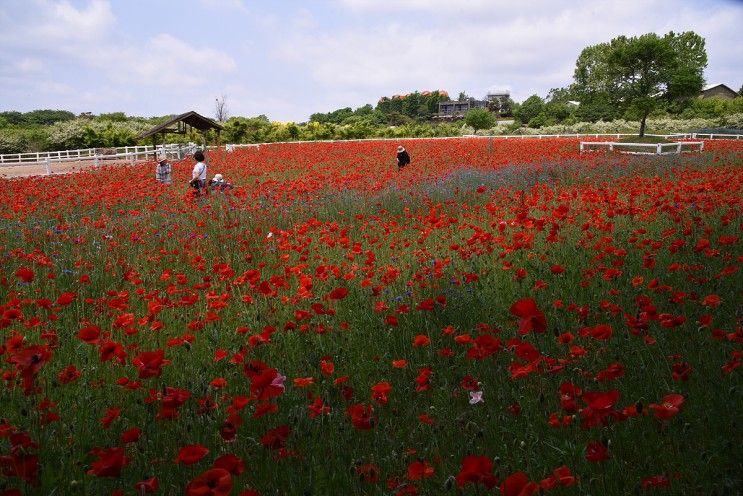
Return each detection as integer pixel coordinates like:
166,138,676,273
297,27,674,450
346,404,375,430
649,393,684,420
186,468,233,496
57,365,81,384
455,455,497,489
87,447,129,477
77,326,100,344
510,298,547,334
132,349,170,379
176,444,210,465
501,471,539,496
371,381,393,405
120,427,141,444
213,454,245,476
407,460,434,480
327,287,348,300
134,477,158,494
15,267,34,283
260,425,291,449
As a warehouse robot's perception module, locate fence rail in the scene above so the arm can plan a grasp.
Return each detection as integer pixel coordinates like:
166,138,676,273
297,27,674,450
580,141,705,155
0,143,198,166
0,144,199,176
666,132,743,140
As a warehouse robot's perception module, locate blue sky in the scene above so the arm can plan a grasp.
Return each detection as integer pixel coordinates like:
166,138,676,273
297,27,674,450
1,0,741,122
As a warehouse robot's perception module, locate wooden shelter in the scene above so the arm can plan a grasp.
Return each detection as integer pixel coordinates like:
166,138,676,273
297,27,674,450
136,111,223,159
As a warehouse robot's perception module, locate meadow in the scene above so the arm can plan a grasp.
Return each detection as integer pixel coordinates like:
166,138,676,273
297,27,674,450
0,137,741,495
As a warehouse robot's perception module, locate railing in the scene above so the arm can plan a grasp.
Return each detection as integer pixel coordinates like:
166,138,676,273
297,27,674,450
580,141,705,155
0,143,197,166
667,132,743,140
223,133,680,150
0,143,199,176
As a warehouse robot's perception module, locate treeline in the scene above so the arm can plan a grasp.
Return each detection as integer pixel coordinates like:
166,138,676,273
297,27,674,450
309,90,454,126
2,89,742,154
221,115,465,143
0,112,171,154
508,89,743,129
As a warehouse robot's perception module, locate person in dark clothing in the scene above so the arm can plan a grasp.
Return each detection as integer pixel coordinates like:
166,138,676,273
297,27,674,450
208,173,234,192
396,145,411,171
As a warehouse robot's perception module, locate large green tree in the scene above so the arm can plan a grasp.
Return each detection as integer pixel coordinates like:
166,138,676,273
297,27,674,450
574,31,707,136
464,108,496,133
514,95,545,125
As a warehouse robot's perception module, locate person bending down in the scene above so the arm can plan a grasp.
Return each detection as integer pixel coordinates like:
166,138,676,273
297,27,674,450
396,145,411,171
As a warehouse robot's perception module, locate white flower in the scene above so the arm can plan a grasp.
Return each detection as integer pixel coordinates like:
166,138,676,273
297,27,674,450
469,391,484,405
266,232,273,238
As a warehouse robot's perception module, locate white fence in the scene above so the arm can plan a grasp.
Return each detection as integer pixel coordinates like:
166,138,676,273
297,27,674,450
667,132,743,140
0,143,198,166
580,141,705,155
0,143,200,176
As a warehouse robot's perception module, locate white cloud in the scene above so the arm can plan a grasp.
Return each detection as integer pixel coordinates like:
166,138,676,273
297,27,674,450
0,0,740,121
199,0,247,11
115,34,236,87
34,0,115,43
282,0,743,105
0,0,236,93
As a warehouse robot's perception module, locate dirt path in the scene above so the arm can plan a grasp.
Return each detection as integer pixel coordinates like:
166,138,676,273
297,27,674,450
0,159,139,179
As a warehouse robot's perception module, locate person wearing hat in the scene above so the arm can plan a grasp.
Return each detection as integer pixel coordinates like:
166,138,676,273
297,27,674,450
396,145,411,171
155,153,172,185
209,173,234,192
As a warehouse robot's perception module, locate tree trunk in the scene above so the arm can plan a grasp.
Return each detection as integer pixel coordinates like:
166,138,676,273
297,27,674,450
639,112,648,138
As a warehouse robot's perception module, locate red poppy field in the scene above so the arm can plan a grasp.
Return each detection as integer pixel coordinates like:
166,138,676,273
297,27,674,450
0,137,741,495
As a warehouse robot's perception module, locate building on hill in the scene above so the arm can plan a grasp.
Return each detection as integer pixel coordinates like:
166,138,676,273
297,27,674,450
436,98,487,119
700,84,739,100
436,91,511,120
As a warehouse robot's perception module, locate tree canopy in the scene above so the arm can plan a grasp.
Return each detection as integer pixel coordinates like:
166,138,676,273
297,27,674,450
464,108,496,132
573,31,707,136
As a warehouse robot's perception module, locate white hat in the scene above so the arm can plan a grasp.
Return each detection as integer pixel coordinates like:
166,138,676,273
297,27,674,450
214,174,223,182
397,146,405,152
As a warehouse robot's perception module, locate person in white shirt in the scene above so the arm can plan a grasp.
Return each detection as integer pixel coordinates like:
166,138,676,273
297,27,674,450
190,151,208,195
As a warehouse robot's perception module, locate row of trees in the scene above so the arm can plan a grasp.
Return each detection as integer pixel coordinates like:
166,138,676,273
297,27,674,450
0,113,168,154
309,90,455,126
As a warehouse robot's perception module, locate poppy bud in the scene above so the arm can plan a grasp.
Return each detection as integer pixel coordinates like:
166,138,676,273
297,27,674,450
444,476,454,490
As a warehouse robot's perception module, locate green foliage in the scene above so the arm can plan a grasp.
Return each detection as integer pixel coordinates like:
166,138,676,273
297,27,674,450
487,96,515,117
679,97,743,119
98,112,128,122
46,118,150,150
223,116,272,143
0,131,28,154
464,108,496,132
0,109,75,126
573,31,707,136
515,95,545,124
527,112,555,129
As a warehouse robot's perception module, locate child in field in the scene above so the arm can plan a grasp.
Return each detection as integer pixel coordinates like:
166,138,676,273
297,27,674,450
155,154,172,185
190,151,208,195
209,173,234,192
396,145,410,171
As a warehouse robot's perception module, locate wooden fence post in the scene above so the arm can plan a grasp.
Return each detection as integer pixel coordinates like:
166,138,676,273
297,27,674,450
45,158,52,175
